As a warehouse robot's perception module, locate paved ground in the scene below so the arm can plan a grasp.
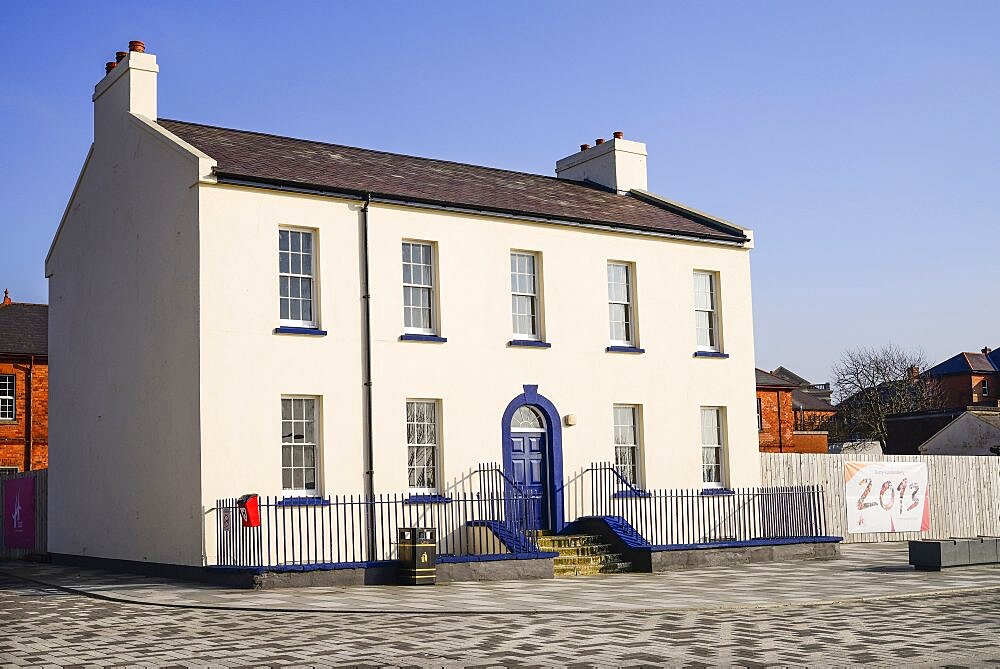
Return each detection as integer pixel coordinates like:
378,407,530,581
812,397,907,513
2,543,1000,665
4,543,1000,613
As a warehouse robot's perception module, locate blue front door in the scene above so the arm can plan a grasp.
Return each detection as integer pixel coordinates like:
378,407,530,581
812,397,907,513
510,431,548,530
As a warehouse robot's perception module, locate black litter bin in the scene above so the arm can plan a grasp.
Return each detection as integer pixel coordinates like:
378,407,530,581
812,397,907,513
398,527,436,585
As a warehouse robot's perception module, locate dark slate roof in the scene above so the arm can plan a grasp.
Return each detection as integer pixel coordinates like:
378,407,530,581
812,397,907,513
925,351,999,376
770,366,810,386
756,368,796,388
158,119,748,243
792,388,836,412
0,303,48,356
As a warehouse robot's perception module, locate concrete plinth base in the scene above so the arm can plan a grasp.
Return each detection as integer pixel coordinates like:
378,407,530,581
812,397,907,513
650,541,840,571
436,557,554,583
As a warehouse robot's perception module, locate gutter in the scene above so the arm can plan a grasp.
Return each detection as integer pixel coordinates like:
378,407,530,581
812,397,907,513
360,194,377,559
213,174,751,247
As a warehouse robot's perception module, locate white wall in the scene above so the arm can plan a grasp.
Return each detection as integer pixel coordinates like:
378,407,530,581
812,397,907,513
195,186,759,532
367,203,759,493
920,413,1000,455
197,185,366,507
46,59,207,565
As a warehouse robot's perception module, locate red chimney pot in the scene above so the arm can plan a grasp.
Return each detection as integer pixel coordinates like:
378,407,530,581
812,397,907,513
115,51,128,62
105,61,117,74
580,143,590,151
613,131,624,139
595,138,605,145
129,40,145,53
1,289,11,306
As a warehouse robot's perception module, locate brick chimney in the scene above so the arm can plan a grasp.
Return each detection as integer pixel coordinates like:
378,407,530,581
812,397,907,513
907,365,920,380
555,131,648,193
1,289,10,307
92,40,158,143
983,347,992,355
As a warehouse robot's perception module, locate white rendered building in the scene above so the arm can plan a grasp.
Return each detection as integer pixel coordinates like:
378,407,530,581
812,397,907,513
47,44,761,568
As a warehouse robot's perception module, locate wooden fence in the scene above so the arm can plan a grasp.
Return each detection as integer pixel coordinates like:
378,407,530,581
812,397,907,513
0,468,48,558
761,453,1000,543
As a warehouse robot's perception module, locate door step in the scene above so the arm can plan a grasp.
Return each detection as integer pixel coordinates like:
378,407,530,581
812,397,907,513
535,533,633,577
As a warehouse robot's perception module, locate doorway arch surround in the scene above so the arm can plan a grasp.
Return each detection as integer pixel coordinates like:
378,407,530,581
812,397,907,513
500,384,565,532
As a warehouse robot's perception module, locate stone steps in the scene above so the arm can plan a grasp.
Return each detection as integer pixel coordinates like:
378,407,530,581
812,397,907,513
553,552,626,567
535,533,632,577
545,543,614,557
535,534,604,550
554,561,633,577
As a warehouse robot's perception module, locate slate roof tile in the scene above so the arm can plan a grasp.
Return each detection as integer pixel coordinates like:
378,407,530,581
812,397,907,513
159,119,748,243
0,303,48,356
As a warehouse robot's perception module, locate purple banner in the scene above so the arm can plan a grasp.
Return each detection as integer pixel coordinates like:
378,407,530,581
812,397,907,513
3,476,35,550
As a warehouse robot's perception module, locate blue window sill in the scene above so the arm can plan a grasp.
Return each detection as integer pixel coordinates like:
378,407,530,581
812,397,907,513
700,488,735,496
277,496,330,507
508,340,552,348
607,346,645,354
274,326,327,336
693,351,729,358
399,334,448,343
612,489,653,499
404,494,452,504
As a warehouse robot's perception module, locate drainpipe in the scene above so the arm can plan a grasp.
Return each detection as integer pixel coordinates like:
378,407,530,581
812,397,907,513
776,390,783,453
24,355,33,471
360,194,377,559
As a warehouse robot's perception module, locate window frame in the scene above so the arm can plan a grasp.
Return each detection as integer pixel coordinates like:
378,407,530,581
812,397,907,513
613,404,643,487
402,240,438,336
983,379,990,398
278,227,319,329
510,251,542,341
406,398,441,494
607,261,636,347
756,397,763,431
280,395,321,497
0,374,14,421
694,270,721,352
700,406,727,488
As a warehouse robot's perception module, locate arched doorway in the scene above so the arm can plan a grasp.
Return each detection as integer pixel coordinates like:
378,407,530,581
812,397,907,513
501,385,564,532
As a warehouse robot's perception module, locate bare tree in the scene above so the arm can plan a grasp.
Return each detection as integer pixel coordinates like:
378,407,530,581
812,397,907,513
831,344,946,449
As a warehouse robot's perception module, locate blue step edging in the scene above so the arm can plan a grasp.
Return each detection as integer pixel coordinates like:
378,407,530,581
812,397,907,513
437,552,558,563
648,536,843,552
209,559,399,574
209,552,557,574
562,515,651,549
563,516,842,553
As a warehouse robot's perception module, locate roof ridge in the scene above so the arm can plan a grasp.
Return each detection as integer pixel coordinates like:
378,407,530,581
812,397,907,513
0,302,48,308
158,118,606,189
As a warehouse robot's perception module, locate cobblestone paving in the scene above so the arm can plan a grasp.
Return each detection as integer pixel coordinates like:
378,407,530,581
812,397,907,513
5,543,1000,613
3,575,1000,666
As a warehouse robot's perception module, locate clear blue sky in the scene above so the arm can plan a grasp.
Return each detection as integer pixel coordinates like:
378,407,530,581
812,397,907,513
1,1,997,382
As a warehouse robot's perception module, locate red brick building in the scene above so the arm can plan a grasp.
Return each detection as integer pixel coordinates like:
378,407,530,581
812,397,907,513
756,369,796,452
924,347,999,409
756,368,834,453
0,290,48,473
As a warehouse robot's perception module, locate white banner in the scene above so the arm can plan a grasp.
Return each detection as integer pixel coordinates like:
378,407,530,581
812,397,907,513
844,461,930,534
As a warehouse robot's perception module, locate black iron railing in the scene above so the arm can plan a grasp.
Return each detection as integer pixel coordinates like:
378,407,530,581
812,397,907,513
587,462,828,546
215,465,542,568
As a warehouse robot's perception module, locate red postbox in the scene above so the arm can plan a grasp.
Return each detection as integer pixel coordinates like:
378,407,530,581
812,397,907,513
237,494,261,528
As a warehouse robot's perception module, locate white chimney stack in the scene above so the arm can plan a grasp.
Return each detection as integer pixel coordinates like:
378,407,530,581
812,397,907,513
555,131,648,193
92,40,158,143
